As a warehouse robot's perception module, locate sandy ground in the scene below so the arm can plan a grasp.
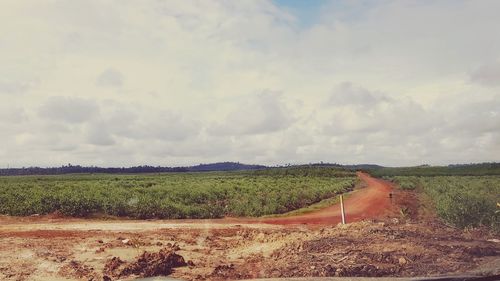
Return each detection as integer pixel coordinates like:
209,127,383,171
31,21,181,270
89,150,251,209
0,174,498,281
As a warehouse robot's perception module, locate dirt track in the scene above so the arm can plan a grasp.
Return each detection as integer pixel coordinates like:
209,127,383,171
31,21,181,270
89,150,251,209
262,172,393,225
0,173,498,281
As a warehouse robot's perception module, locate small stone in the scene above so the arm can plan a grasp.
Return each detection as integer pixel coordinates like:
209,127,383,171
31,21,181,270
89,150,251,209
398,257,407,265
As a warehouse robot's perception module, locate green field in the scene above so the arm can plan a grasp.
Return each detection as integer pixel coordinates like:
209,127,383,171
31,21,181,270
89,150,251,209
0,167,355,219
387,175,500,231
369,163,500,177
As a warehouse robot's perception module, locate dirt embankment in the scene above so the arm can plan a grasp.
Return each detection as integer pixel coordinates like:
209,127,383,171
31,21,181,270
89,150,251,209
0,173,498,281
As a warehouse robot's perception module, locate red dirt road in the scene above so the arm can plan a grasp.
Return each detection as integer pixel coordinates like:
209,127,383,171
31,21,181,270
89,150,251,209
261,172,393,225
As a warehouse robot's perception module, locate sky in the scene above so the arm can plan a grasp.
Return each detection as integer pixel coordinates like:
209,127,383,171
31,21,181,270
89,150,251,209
0,0,499,168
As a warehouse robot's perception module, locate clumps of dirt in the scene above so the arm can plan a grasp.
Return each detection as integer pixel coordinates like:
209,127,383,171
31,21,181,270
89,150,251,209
95,235,153,254
120,237,148,248
103,257,125,276
209,264,252,280
212,264,236,277
0,262,36,281
103,245,188,279
59,260,99,280
464,246,498,257
121,247,187,277
259,220,500,278
323,264,398,277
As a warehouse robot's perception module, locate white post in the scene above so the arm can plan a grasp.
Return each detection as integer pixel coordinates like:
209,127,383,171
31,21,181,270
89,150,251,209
340,194,346,224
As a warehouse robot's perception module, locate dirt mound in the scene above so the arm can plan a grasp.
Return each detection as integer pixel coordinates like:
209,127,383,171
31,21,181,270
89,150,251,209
121,247,187,277
104,245,187,279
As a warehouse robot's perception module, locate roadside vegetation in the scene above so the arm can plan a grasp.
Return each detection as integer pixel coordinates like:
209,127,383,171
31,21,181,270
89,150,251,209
0,167,355,219
369,162,500,177
385,175,499,231
372,163,500,231
262,192,352,218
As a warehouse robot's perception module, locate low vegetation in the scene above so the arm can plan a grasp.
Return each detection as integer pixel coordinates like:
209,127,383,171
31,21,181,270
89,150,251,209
370,162,500,177
388,175,499,231
263,193,351,218
0,167,355,219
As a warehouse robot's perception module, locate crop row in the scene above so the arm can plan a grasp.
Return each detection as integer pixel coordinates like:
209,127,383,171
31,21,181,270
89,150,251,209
0,170,355,219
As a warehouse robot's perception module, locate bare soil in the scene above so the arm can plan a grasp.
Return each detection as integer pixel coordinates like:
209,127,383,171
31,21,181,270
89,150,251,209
0,173,498,281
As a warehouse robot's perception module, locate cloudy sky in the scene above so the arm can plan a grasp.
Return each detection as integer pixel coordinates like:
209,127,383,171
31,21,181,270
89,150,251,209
1,0,499,167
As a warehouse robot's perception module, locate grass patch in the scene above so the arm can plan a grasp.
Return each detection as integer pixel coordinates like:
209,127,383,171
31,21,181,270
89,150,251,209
262,192,351,218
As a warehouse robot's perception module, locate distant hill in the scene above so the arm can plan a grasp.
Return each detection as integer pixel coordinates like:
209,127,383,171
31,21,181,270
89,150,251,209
187,162,267,172
2,162,498,176
0,164,189,176
342,164,384,170
0,162,267,176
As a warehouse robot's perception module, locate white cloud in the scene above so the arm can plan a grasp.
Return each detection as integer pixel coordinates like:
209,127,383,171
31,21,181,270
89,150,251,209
86,121,116,146
208,91,293,136
0,80,32,95
96,68,124,88
0,0,499,167
328,82,384,107
116,109,200,141
470,61,500,87
38,96,100,123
